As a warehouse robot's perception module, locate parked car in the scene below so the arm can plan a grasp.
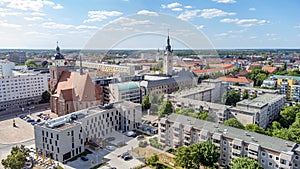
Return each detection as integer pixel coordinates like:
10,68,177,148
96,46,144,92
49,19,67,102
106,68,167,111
36,119,41,123
123,155,133,161
120,152,129,159
152,123,158,127
126,131,136,137
19,115,26,119
81,156,88,161
27,119,34,123
136,135,144,140
37,113,44,117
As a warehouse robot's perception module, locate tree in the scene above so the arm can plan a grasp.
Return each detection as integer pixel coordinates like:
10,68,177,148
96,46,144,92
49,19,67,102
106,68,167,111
232,158,263,169
242,90,249,100
147,154,159,166
174,146,193,169
278,106,300,128
158,100,173,117
247,67,269,86
149,93,158,104
245,124,265,134
251,93,257,99
222,90,240,106
1,145,29,169
25,59,38,68
223,118,244,129
40,90,51,103
142,95,151,110
174,142,219,169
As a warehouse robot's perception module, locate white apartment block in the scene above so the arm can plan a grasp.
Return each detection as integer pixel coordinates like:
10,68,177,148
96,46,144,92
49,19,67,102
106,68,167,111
229,94,285,129
108,82,141,103
0,60,15,77
34,101,142,162
159,114,300,169
77,61,135,75
0,74,48,111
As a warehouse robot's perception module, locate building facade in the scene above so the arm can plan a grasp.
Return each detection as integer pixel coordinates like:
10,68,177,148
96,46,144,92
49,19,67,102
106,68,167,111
8,52,27,63
34,101,142,162
78,61,135,75
108,82,141,103
158,114,300,169
229,94,285,129
0,74,48,112
0,60,15,77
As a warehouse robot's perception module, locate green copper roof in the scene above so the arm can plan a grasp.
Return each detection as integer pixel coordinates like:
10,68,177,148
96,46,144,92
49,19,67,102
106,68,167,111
117,82,139,91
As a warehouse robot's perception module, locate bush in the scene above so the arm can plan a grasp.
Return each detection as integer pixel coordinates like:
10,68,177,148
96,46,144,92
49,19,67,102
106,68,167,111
149,137,165,150
138,141,148,148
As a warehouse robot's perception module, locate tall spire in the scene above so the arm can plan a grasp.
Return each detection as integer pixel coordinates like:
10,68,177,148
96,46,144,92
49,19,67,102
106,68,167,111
56,41,60,53
166,29,172,52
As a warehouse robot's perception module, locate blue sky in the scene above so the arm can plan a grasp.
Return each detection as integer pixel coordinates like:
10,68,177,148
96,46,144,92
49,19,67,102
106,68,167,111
0,0,299,49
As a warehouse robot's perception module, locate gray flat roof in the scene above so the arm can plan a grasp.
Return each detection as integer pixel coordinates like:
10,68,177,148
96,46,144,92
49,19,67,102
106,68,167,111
164,113,297,153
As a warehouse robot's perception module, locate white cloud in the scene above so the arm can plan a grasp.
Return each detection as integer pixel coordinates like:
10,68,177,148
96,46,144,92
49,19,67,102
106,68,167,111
294,25,300,29
113,17,153,26
161,2,182,9
0,20,21,28
84,10,123,23
137,10,158,16
1,0,63,11
185,6,192,9
172,8,183,12
248,8,256,11
0,8,21,17
30,12,46,16
220,18,269,27
200,8,236,19
53,4,63,10
212,0,236,3
196,25,204,30
42,22,99,30
215,33,228,37
178,9,200,21
24,16,43,21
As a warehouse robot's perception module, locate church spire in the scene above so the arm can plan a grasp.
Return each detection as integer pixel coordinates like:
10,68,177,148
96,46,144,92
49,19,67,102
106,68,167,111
166,29,172,52
56,41,60,53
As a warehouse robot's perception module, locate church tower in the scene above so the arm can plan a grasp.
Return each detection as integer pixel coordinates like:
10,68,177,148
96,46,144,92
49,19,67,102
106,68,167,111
163,31,173,76
49,42,69,91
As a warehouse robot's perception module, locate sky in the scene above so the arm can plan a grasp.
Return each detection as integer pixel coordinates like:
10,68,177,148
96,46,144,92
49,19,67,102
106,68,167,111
0,0,299,49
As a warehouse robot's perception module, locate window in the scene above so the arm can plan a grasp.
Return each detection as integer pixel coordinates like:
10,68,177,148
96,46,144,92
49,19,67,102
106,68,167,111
296,155,299,160
223,140,227,145
269,155,273,159
261,152,266,157
276,156,279,160
261,159,265,164
268,162,273,167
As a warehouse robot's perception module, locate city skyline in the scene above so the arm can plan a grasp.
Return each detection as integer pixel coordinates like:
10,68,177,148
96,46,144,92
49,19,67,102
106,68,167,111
0,0,299,49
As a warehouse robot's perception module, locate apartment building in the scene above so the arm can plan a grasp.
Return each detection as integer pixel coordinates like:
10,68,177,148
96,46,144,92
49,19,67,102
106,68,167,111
108,82,141,103
271,75,300,99
229,85,279,100
0,74,48,112
158,114,300,169
8,51,27,63
34,101,142,162
291,85,300,101
229,94,285,129
0,60,15,77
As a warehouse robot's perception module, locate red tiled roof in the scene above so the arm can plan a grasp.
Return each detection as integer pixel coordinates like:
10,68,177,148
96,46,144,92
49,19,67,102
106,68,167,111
262,66,277,73
217,76,253,83
192,64,235,74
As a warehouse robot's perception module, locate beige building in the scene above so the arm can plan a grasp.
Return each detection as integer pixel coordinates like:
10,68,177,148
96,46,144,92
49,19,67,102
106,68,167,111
158,114,300,169
78,61,135,75
229,94,285,129
35,101,142,162
108,82,141,103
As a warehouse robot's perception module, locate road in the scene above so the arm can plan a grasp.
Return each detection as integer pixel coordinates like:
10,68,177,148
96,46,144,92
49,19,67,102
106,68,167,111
0,103,50,121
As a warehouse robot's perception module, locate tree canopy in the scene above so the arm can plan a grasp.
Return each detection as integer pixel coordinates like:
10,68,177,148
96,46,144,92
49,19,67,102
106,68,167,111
40,90,51,103
158,100,173,117
175,142,219,169
232,158,263,169
175,108,213,121
222,90,240,106
242,90,249,100
245,124,265,134
1,145,29,169
25,59,38,68
247,67,269,86
142,95,151,110
223,118,244,129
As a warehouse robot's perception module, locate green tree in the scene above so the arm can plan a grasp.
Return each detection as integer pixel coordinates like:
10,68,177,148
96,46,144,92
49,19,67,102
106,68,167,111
158,100,173,117
175,142,219,169
147,154,159,166
251,93,257,99
242,90,249,100
174,146,193,169
40,90,51,103
149,93,158,104
245,124,265,134
222,90,240,106
232,158,263,169
25,59,38,68
223,118,244,129
279,106,300,128
247,67,269,86
1,145,29,169
142,95,151,110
